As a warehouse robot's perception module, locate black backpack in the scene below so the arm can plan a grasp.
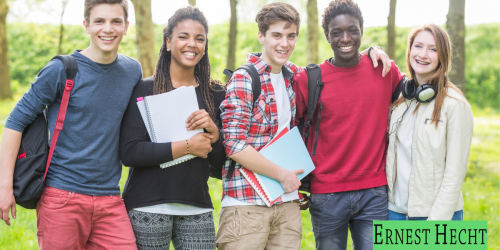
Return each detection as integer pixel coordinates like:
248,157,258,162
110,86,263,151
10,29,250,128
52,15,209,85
296,64,324,192
214,63,320,182
207,64,261,180
13,55,78,209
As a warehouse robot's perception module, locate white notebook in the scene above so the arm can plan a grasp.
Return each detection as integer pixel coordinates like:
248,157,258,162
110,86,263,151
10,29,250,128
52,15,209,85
137,86,203,168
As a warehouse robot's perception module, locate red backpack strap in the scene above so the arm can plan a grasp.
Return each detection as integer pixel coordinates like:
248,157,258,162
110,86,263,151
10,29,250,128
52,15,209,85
43,55,78,181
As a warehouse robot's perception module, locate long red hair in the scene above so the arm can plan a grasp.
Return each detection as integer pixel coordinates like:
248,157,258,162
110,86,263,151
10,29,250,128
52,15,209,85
392,24,466,128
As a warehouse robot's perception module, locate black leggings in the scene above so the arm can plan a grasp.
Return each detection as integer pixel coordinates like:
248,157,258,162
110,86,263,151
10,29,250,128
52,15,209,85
128,210,216,250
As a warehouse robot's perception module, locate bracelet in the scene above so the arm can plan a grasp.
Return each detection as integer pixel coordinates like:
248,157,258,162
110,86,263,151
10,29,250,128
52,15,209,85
186,140,190,154
368,46,383,58
368,46,374,58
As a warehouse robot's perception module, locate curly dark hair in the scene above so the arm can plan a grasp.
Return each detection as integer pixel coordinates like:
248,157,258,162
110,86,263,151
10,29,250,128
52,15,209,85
153,6,223,125
321,0,364,34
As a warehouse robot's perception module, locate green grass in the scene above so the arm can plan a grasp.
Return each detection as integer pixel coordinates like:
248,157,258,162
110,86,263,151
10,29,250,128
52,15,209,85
0,94,498,249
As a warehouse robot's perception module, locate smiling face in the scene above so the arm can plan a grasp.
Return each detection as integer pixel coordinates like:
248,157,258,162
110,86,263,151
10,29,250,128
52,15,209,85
409,30,439,85
166,19,206,70
84,3,129,57
325,14,363,67
258,21,298,73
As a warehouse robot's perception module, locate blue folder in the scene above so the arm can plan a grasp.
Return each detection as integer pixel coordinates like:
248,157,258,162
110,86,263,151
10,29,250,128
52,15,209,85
257,127,316,201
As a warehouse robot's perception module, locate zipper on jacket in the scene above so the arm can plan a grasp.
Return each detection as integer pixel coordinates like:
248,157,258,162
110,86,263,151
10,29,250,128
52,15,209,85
406,104,423,218
391,100,416,217
390,108,402,199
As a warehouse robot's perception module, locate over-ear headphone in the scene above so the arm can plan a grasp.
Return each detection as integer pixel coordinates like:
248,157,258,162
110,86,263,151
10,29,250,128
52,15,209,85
402,74,447,103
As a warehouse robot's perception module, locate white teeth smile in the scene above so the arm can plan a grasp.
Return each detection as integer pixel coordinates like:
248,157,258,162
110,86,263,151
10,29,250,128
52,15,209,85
340,46,353,50
416,59,430,65
183,52,196,57
276,50,287,54
100,37,115,41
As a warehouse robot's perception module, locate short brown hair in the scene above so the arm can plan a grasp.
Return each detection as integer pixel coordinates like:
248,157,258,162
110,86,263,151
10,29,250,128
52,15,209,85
255,2,301,36
84,0,129,23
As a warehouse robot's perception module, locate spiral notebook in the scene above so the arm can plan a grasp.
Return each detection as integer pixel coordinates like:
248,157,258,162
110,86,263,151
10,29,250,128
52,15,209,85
239,127,315,207
137,86,203,168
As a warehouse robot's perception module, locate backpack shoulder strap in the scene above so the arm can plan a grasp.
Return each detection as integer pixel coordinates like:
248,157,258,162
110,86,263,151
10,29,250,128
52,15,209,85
223,63,262,180
223,63,261,105
303,64,324,155
238,63,261,105
392,76,407,103
44,55,78,181
52,55,78,80
305,64,323,122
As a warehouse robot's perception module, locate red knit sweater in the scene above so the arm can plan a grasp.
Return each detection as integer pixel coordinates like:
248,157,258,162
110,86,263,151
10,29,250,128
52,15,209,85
293,55,405,193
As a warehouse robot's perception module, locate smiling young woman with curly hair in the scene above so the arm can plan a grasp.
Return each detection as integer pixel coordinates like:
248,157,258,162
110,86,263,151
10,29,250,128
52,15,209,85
119,6,226,250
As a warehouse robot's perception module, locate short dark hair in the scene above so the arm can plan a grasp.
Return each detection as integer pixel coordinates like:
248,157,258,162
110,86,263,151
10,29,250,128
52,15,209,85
84,0,129,23
322,0,363,34
255,2,301,36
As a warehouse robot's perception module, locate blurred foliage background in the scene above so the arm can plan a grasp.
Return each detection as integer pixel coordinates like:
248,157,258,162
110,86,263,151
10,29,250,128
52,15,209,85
6,22,500,110
0,5,498,249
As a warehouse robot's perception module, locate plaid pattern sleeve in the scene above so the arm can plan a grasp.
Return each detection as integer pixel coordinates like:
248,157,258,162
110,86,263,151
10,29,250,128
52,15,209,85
220,69,255,156
219,53,304,206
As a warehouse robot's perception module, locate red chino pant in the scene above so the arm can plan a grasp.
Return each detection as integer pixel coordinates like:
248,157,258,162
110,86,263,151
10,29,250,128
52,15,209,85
36,186,137,250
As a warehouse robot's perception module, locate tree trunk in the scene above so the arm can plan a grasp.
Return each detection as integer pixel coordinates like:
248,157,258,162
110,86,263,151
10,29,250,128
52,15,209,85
58,0,69,55
188,0,196,6
0,0,12,100
306,0,318,64
226,0,237,82
387,0,397,60
446,0,466,92
131,0,155,78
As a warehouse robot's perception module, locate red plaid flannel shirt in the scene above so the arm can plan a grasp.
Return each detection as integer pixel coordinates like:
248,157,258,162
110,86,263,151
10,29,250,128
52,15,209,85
219,53,303,206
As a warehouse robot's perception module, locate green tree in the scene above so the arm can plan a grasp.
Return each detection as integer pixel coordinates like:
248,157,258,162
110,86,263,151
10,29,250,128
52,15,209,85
386,0,397,60
226,0,238,82
306,0,318,64
57,0,69,55
131,0,156,78
446,0,466,92
188,0,196,6
0,0,12,99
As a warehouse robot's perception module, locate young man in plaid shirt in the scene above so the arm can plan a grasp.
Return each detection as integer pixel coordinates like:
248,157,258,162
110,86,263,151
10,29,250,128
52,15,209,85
217,2,391,249
217,3,304,249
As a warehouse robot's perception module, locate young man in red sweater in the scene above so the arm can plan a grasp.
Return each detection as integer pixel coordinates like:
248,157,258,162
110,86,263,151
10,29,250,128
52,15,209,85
293,0,405,249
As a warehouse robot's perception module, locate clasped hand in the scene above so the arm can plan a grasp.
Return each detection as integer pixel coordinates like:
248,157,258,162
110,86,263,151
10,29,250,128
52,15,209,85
185,110,219,158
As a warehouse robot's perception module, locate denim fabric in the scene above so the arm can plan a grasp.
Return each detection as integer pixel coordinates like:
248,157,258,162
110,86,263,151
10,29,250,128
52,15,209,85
309,186,389,250
388,209,464,220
